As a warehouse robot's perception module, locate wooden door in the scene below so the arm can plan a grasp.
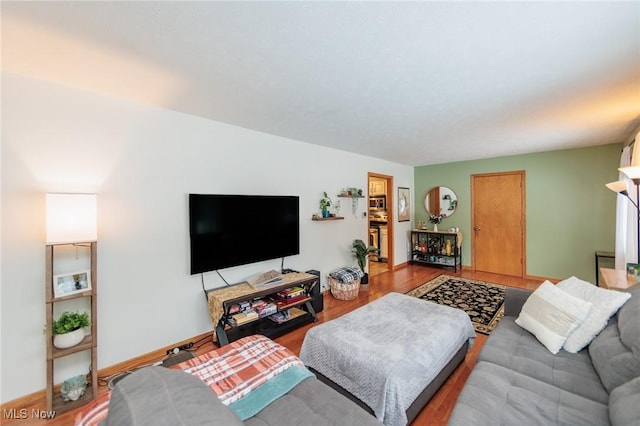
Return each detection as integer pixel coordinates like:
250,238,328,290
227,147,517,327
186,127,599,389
472,171,525,277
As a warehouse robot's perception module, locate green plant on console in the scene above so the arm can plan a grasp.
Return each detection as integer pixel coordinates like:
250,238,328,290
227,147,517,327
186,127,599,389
351,239,379,273
51,311,91,335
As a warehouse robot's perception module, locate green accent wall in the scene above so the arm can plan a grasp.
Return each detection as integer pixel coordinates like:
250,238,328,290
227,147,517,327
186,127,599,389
414,143,622,282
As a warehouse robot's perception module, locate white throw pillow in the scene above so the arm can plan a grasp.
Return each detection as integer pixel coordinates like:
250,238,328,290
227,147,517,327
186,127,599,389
557,276,632,353
515,281,592,354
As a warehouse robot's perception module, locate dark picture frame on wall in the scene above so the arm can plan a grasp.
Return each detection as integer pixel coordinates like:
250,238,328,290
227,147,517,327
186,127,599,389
398,187,410,222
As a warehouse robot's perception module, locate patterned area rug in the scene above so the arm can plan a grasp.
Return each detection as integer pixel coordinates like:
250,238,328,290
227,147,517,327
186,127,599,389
406,274,505,334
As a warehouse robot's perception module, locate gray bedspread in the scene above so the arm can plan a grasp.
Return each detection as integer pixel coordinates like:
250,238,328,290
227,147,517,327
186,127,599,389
300,292,475,426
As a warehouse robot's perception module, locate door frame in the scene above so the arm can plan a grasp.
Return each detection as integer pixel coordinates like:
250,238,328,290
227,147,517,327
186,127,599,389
471,171,526,278
368,172,394,272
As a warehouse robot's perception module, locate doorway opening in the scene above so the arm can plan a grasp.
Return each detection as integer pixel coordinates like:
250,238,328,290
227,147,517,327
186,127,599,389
368,173,394,277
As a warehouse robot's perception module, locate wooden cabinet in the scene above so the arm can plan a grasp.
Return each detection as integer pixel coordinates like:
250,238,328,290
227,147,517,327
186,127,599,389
411,230,462,272
370,180,386,196
45,242,98,413
207,272,318,346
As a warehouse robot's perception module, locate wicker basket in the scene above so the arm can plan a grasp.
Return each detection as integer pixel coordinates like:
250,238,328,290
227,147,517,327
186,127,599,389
328,276,361,300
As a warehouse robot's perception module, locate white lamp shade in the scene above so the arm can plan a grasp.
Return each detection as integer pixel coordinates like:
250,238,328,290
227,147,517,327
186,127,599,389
46,193,97,244
606,180,629,194
619,165,640,181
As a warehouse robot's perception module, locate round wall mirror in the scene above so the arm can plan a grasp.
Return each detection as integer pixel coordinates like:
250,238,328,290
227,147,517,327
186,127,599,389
424,186,458,217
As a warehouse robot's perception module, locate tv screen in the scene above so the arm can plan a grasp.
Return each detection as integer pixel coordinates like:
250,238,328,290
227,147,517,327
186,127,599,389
189,194,300,274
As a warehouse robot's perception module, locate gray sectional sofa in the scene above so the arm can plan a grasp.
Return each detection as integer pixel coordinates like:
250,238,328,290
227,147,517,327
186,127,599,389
448,284,640,425
96,364,383,426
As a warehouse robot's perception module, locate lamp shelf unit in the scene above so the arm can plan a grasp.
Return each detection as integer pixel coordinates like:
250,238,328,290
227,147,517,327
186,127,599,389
49,288,94,303
50,335,95,359
45,242,98,414
50,388,96,415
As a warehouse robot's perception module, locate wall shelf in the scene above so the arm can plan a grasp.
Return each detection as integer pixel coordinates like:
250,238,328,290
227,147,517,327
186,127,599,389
312,216,344,221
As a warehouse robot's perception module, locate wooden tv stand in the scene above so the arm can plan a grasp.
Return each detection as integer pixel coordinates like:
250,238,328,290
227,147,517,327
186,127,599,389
207,271,319,346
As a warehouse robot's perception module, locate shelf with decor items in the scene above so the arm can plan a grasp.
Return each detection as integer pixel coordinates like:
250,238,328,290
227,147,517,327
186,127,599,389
44,193,98,413
207,271,319,346
311,215,344,221
45,241,98,413
410,229,462,272
336,187,364,216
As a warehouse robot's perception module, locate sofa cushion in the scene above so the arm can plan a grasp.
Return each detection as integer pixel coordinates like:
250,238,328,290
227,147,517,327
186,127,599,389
515,281,592,354
447,361,609,426
103,366,243,426
478,317,608,403
618,284,640,359
557,276,631,353
244,376,382,426
589,315,640,394
589,285,640,394
609,376,640,426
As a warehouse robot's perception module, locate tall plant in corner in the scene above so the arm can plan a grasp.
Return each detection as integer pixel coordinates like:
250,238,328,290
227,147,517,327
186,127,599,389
352,239,379,284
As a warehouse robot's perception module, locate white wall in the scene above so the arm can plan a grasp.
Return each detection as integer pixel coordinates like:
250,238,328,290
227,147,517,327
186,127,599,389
0,73,414,403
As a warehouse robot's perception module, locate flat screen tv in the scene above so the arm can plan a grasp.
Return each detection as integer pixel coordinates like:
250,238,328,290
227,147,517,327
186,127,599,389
189,194,300,274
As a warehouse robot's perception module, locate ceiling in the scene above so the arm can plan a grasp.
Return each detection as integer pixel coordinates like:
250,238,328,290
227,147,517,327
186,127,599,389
2,1,639,166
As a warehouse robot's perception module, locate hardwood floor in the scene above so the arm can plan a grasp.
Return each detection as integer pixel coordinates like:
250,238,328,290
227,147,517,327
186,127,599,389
4,265,543,425
369,258,389,276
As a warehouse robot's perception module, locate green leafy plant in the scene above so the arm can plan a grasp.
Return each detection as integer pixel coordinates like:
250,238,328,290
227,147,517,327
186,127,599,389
319,191,332,212
351,239,379,273
51,311,90,335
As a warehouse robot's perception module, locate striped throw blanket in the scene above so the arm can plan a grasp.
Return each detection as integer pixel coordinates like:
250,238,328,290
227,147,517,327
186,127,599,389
75,335,306,425
177,334,305,405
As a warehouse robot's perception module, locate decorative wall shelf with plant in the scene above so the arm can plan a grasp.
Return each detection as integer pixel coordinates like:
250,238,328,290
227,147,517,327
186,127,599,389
311,215,345,221
337,187,364,216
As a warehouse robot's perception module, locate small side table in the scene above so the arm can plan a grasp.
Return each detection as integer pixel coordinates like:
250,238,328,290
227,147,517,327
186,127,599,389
599,268,636,290
595,251,615,285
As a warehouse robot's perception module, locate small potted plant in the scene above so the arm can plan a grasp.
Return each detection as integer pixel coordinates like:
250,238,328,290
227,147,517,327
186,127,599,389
50,311,91,349
352,239,379,284
319,191,332,218
429,213,445,231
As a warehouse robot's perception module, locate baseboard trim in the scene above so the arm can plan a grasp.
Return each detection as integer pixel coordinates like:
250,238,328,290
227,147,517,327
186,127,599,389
0,330,215,411
526,274,559,283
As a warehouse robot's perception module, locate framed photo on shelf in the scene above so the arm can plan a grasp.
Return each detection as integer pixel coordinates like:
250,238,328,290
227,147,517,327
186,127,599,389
398,187,410,222
53,270,91,298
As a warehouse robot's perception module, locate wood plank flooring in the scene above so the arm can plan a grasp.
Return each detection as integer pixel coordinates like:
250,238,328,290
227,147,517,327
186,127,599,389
3,265,543,425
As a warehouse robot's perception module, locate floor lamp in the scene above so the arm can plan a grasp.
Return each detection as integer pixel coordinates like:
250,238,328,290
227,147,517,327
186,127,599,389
607,166,640,263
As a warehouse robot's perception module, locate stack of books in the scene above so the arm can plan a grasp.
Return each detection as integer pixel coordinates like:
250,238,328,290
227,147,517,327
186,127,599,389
228,310,259,326
273,287,307,305
256,303,278,318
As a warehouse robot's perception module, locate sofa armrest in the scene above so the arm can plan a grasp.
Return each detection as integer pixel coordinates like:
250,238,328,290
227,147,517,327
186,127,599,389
504,287,532,317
